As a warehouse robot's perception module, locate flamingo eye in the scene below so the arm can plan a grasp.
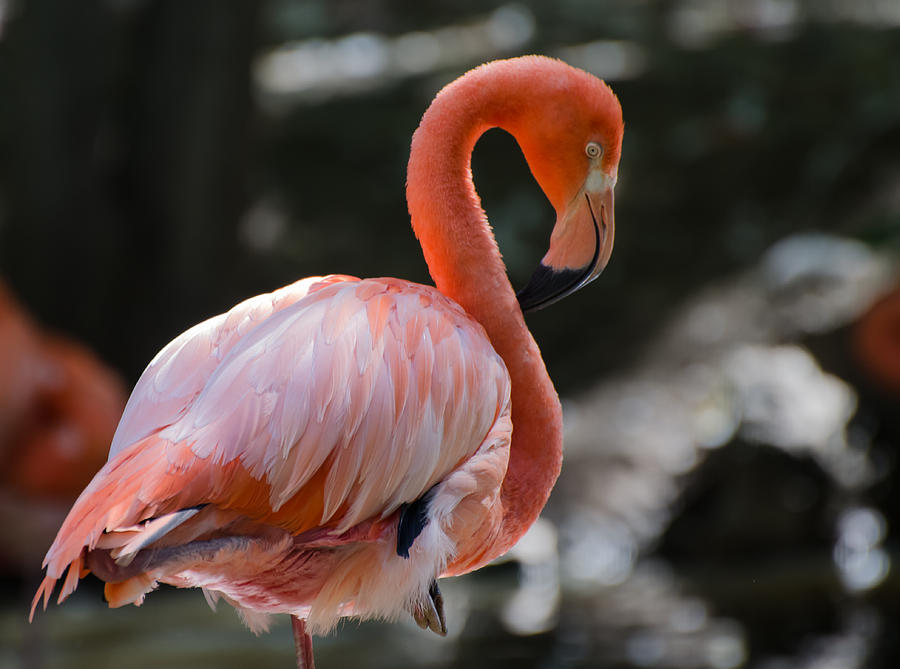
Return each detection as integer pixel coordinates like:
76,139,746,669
585,142,602,159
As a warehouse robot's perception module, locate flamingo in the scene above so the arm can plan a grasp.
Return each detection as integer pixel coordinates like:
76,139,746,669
854,288,900,396
0,280,125,572
30,56,623,667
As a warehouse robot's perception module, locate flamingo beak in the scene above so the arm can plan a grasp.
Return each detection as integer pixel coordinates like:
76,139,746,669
517,174,615,312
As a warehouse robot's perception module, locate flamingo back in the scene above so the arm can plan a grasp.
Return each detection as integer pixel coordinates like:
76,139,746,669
35,276,512,620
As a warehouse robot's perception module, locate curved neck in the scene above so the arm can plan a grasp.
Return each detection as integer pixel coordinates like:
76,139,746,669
407,70,564,565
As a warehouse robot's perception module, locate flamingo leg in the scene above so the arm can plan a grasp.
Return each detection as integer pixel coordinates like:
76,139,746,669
291,616,315,669
411,580,447,636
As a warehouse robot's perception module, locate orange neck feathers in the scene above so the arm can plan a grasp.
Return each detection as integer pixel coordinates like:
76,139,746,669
407,56,613,565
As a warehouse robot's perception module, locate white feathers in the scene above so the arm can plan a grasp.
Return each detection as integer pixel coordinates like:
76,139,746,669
114,507,202,566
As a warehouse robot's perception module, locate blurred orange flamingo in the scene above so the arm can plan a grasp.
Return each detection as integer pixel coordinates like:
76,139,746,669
0,281,125,571
31,56,624,667
854,288,900,395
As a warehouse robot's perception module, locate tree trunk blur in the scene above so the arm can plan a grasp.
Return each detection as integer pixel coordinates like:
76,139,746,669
0,0,260,379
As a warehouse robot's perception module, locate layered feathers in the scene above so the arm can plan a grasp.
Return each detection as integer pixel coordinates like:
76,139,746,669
33,275,511,631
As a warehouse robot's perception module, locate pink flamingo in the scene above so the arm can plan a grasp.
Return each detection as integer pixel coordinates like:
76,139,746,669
0,280,125,572
31,56,623,668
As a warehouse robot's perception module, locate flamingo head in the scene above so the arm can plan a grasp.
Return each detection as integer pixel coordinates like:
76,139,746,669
508,60,624,312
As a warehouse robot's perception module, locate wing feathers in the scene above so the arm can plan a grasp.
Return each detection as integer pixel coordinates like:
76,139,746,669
109,277,327,460
37,277,511,609
115,507,202,565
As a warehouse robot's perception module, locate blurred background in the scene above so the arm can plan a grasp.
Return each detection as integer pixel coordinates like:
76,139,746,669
2,0,900,667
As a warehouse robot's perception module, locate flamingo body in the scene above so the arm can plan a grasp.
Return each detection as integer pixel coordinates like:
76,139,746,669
35,275,510,632
32,55,624,661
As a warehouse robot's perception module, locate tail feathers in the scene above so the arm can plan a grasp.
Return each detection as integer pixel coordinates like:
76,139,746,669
41,439,161,572
112,506,202,566
29,507,194,620
59,553,86,601
30,437,214,620
104,576,157,607
29,552,87,621
30,574,58,622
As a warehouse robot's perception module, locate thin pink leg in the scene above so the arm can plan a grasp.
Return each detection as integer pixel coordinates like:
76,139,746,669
291,616,316,669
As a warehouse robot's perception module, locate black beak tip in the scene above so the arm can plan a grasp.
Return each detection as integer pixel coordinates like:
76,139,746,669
516,264,584,313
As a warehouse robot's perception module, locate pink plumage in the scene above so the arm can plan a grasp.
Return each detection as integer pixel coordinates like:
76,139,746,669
34,276,511,634
31,55,624,668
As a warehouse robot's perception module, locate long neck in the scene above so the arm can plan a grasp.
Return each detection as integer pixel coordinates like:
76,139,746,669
407,69,564,565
